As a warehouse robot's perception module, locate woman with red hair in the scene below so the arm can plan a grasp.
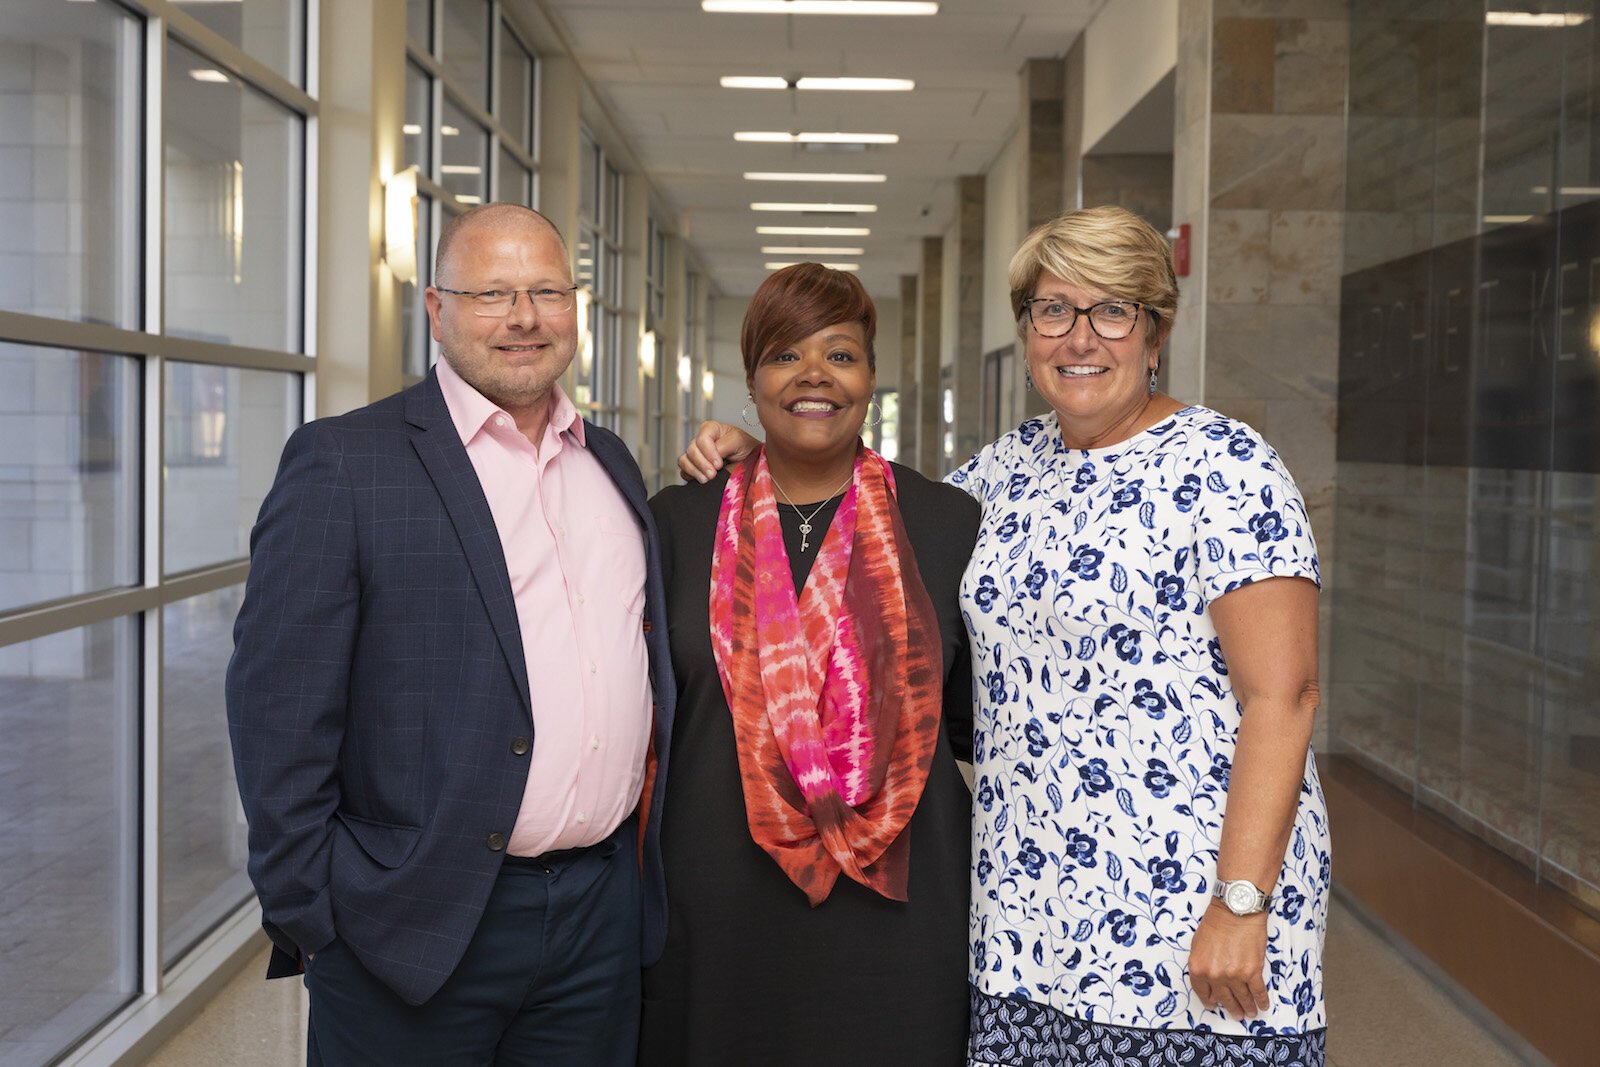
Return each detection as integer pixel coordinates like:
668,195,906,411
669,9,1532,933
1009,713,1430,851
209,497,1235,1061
639,264,976,1065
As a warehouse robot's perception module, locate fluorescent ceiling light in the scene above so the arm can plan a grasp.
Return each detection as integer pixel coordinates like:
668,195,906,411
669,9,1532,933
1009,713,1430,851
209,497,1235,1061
736,131,899,144
456,195,483,204
721,76,914,91
799,77,913,90
441,125,460,136
440,165,482,174
761,246,865,255
745,171,886,183
1530,185,1600,195
758,226,871,236
1483,214,1532,223
704,2,937,13
751,202,877,212
402,123,422,135
189,69,230,83
766,261,859,271
1485,11,1590,26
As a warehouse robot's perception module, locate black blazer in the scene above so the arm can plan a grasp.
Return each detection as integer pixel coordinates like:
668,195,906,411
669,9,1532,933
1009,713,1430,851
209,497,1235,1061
226,370,676,1006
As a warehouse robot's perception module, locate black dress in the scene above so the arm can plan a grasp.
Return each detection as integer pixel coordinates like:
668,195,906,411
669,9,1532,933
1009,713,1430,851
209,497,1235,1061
639,463,979,1067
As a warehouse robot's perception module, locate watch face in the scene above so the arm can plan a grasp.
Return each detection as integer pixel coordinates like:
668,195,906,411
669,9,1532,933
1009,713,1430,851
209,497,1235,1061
1225,882,1258,913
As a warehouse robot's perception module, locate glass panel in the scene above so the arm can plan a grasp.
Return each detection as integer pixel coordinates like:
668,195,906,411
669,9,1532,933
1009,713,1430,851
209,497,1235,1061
0,0,141,328
0,617,139,1065
576,226,596,290
404,61,431,174
164,364,300,575
0,344,139,614
407,0,432,52
162,584,253,966
440,0,488,108
1335,0,1600,918
171,0,305,87
498,25,532,150
604,162,621,228
579,133,598,222
403,195,434,378
164,38,305,353
440,96,487,206
498,146,529,206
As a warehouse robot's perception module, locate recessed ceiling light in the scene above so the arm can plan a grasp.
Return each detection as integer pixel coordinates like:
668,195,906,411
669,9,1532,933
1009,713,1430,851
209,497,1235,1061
736,131,899,144
744,172,886,183
189,69,230,83
751,202,877,212
758,226,871,236
766,261,859,271
1485,11,1590,26
761,246,866,255
720,76,914,91
704,2,938,14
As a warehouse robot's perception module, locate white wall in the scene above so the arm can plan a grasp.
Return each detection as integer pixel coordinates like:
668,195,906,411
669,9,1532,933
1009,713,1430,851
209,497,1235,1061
982,127,1026,354
1082,0,1179,154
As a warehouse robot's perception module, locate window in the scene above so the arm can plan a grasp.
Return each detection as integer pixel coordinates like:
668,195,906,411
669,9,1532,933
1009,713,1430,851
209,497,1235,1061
402,1,543,381
575,131,623,427
0,2,311,1062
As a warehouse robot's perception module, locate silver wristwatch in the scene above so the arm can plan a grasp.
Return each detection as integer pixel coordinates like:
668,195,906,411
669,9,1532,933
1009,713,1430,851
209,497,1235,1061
1213,878,1272,916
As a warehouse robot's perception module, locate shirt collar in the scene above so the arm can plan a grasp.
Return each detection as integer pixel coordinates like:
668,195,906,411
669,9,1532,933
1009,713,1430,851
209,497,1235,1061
434,357,587,449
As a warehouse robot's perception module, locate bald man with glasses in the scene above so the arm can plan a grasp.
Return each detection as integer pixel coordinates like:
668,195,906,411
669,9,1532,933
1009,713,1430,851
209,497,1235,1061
228,203,674,1065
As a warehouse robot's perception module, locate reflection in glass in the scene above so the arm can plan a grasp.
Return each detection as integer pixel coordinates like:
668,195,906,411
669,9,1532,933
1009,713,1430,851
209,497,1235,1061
440,97,488,206
164,39,305,353
499,25,534,149
162,584,253,966
579,133,599,224
0,0,140,328
405,61,431,173
0,343,139,615
498,147,530,206
164,364,300,575
0,617,138,1064
441,0,489,107
171,0,305,86
1334,0,1600,918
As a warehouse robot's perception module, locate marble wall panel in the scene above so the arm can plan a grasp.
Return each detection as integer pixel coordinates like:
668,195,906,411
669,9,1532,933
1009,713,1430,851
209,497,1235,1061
1213,19,1276,114
1274,18,1347,115
1081,154,1173,232
1210,114,1345,210
1268,210,1343,305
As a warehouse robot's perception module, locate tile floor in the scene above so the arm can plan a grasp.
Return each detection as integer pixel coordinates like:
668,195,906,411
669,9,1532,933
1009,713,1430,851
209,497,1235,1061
141,895,1548,1066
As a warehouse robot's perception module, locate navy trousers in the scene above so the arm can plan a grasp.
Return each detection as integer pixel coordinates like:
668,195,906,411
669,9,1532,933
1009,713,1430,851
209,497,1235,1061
304,821,642,1067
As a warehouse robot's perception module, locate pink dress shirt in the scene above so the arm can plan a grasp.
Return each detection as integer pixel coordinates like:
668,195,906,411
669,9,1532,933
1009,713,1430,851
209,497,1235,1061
436,358,653,856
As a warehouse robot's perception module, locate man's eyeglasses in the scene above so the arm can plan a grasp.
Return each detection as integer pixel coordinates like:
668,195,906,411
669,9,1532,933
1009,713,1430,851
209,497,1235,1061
436,286,580,317
1023,298,1144,340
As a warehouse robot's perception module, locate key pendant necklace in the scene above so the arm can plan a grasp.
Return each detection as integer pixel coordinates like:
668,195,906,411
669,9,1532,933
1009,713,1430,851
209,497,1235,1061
771,471,853,552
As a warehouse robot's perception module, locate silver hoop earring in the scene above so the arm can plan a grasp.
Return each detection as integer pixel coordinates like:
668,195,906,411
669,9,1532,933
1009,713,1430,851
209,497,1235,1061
865,400,882,427
1148,368,1158,395
741,398,757,427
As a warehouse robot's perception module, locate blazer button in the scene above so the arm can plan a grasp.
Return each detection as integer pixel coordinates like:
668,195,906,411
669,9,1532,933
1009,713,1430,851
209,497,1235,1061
487,832,506,851
510,736,529,755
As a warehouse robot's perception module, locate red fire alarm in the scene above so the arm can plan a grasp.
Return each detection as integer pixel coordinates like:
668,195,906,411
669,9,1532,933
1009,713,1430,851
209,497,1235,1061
1170,223,1191,277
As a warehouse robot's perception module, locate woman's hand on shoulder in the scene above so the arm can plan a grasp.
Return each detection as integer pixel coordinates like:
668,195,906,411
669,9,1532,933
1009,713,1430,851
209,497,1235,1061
679,421,759,483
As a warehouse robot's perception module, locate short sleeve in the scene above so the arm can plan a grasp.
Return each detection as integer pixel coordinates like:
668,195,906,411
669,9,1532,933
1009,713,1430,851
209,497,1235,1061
1186,422,1320,606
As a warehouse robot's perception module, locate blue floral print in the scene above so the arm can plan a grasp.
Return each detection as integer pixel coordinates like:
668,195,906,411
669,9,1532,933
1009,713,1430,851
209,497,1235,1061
950,407,1329,1062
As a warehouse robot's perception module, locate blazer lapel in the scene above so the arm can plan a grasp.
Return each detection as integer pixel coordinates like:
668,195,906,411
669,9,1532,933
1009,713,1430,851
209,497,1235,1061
405,374,533,717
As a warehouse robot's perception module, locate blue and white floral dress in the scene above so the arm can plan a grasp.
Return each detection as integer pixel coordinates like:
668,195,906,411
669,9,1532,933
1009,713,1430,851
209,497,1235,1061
950,406,1329,1067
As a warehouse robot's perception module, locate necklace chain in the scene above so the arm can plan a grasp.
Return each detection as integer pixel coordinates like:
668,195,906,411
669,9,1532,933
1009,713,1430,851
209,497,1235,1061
769,471,853,552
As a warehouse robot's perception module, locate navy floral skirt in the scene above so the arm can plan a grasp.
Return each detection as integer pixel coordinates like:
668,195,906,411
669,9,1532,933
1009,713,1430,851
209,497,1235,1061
969,987,1326,1067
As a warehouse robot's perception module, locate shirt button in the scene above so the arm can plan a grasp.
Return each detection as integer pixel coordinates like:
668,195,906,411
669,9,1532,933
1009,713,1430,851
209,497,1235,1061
589,661,597,674
576,592,586,604
510,736,529,755
576,812,588,824
495,414,509,428
487,832,506,851
590,736,601,750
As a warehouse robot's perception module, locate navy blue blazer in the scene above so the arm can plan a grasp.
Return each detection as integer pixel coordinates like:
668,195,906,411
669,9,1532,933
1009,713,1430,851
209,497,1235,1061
226,370,676,1007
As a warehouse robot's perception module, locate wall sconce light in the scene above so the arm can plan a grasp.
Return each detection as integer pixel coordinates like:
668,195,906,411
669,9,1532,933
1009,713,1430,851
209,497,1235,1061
702,369,716,403
640,330,657,377
384,166,419,285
